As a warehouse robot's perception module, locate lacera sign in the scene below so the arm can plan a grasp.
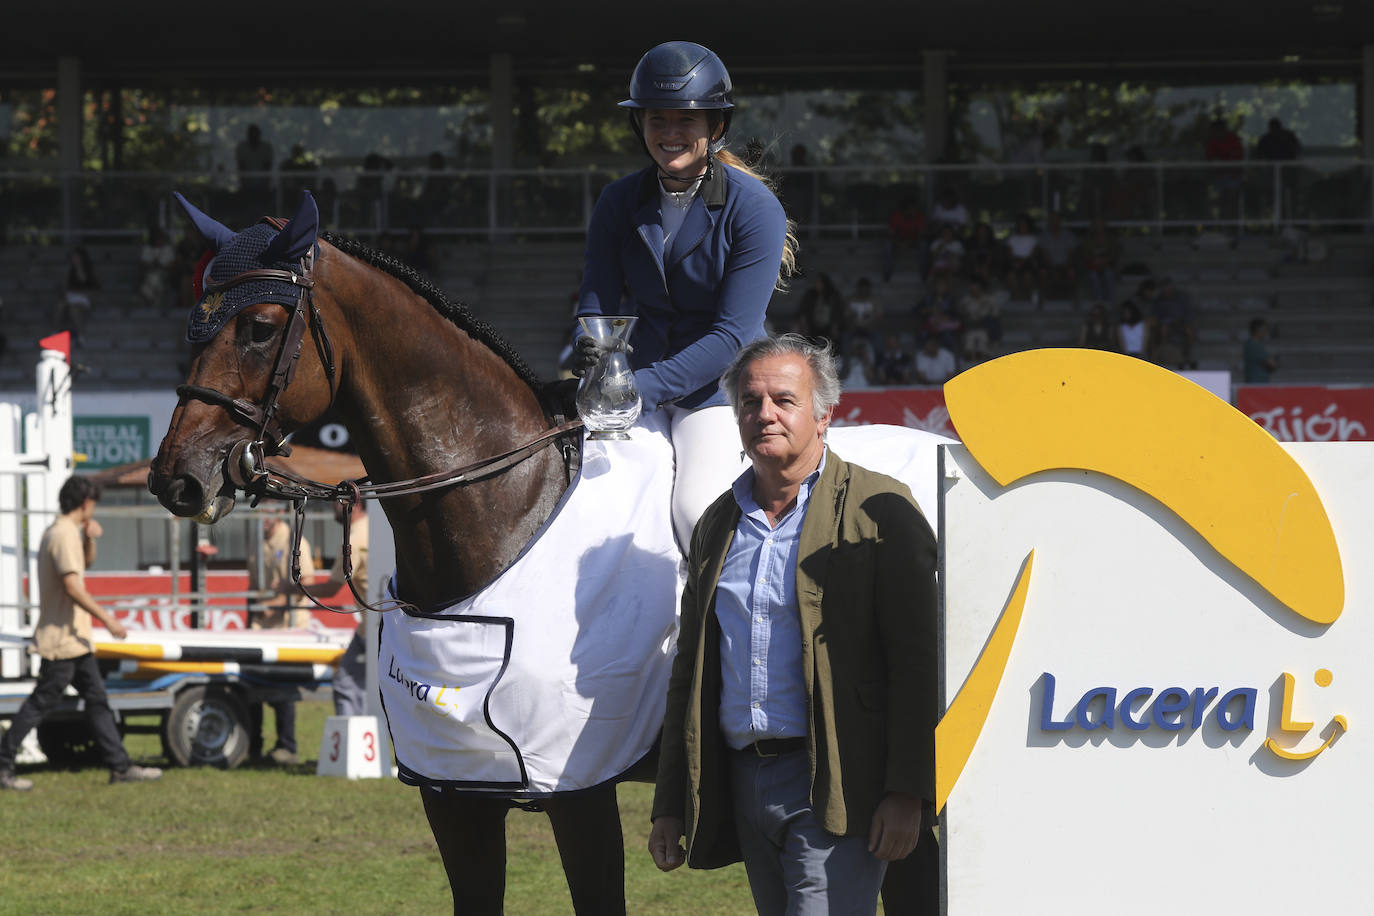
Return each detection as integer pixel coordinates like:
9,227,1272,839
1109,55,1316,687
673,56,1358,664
935,350,1362,914
1037,674,1257,733
1037,670,1348,761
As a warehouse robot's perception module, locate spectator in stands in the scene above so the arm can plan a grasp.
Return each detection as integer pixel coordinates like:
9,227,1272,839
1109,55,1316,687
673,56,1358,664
1255,118,1301,162
137,226,176,309
929,186,969,235
913,335,957,386
235,124,275,217
1082,217,1120,305
875,332,916,385
1243,317,1279,383
54,246,99,345
248,513,315,765
278,142,316,204
356,152,393,232
1147,276,1197,369
1078,302,1120,352
1004,213,1040,303
1036,212,1078,301
883,194,926,282
927,223,965,281
315,176,340,226
958,277,1003,364
1256,118,1302,243
844,276,882,352
839,336,877,390
1205,113,1245,226
1118,299,1149,360
964,221,1003,283
794,270,847,347
1110,144,1154,222
916,274,962,352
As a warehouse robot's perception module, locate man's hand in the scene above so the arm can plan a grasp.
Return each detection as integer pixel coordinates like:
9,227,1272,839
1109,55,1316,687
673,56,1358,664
83,519,103,539
647,816,686,872
106,618,128,640
867,791,923,861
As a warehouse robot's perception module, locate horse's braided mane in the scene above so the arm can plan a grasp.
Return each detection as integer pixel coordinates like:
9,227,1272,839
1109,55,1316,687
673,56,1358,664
321,231,542,389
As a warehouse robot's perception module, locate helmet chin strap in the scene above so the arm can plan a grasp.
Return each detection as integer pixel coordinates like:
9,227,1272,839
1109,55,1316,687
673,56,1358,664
656,150,716,187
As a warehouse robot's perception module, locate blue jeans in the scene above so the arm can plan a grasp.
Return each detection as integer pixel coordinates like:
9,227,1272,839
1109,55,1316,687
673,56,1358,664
249,689,299,755
0,653,130,772
731,747,887,915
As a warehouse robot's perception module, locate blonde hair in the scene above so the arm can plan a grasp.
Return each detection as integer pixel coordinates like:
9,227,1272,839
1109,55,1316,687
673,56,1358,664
715,146,799,291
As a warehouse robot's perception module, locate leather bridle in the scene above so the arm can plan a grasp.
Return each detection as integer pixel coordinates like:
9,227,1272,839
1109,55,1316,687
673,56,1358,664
174,222,583,615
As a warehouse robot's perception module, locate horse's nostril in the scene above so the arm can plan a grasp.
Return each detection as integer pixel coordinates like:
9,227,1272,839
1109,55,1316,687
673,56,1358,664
159,475,206,517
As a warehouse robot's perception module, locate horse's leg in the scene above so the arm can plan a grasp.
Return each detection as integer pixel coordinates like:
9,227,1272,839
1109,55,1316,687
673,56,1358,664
421,788,509,914
543,783,626,916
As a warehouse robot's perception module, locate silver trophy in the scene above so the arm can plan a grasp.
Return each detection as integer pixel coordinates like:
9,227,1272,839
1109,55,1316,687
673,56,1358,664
576,316,642,440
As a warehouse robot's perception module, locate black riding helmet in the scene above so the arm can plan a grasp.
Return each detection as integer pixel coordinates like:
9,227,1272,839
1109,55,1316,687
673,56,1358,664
620,41,734,156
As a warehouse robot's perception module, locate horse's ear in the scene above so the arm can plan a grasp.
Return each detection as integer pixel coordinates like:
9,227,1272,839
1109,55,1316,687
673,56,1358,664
261,190,319,264
173,191,236,252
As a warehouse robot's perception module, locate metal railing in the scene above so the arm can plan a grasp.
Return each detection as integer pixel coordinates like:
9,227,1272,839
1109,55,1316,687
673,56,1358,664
1,158,1371,244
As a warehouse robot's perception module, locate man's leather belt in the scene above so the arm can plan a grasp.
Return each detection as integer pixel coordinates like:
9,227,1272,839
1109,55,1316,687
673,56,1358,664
738,737,806,757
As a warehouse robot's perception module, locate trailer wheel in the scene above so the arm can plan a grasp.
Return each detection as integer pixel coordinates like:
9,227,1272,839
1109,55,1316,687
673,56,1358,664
37,718,101,768
165,685,250,768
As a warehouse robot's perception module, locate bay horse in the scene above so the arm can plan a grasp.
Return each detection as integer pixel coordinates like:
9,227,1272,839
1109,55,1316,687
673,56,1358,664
148,191,631,914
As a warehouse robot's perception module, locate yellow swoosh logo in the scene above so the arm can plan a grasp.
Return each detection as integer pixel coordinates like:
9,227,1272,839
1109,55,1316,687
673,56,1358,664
935,551,1033,812
935,349,1344,811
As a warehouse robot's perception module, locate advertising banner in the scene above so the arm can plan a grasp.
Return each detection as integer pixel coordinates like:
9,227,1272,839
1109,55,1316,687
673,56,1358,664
74,415,151,469
1236,384,1374,441
83,571,358,633
938,351,1368,913
832,387,956,438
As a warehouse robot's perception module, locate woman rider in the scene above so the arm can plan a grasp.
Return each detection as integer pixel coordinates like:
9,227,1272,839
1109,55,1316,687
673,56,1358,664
575,40,798,551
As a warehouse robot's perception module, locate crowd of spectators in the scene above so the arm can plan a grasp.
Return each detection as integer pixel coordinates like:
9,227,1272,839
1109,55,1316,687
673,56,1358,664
778,179,1239,386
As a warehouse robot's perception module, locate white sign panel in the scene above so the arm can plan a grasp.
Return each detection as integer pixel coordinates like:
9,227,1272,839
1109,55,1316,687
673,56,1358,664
940,437,1371,912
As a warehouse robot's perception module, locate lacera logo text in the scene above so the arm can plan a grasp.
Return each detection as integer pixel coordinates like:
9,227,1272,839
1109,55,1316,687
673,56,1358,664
1038,673,1256,733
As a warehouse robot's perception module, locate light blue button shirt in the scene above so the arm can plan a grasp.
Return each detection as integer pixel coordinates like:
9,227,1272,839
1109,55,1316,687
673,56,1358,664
716,454,826,750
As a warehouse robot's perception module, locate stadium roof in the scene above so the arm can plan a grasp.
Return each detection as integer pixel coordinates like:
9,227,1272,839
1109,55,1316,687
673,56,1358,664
4,1,1371,85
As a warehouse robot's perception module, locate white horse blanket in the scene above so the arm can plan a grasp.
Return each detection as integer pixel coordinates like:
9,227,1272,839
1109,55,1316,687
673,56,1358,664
379,413,952,795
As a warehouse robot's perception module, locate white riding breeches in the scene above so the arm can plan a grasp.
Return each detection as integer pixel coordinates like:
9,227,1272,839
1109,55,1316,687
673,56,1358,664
665,403,747,553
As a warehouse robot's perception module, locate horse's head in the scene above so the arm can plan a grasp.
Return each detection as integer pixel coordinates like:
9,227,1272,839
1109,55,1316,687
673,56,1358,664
149,191,337,522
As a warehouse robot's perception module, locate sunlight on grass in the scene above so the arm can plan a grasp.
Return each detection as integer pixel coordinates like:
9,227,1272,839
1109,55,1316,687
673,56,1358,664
0,699,757,914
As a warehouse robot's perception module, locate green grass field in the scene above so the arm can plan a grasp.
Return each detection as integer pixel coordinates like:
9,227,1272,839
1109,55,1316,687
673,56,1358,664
0,699,756,915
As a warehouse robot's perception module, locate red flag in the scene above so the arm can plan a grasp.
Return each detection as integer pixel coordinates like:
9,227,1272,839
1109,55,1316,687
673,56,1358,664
38,331,71,362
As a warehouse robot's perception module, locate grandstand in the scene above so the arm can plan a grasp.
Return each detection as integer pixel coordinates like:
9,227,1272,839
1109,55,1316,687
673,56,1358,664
2,224,1371,391
2,1,1372,395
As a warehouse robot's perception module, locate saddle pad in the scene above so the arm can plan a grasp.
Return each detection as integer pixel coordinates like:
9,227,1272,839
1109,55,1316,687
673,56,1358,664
380,410,682,794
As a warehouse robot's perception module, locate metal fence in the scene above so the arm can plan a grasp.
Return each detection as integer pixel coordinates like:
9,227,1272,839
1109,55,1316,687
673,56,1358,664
2,158,1371,243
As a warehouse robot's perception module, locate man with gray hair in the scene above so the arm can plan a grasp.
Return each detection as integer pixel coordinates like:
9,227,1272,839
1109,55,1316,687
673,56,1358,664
648,333,938,914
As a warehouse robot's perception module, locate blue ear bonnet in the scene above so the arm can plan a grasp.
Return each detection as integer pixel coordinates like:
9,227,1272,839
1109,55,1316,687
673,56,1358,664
186,224,311,343
175,191,320,344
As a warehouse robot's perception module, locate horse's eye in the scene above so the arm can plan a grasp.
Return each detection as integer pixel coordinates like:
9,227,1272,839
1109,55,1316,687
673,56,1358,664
250,320,278,344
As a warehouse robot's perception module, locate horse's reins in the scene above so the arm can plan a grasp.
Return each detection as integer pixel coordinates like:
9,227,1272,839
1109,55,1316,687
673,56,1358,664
174,218,584,616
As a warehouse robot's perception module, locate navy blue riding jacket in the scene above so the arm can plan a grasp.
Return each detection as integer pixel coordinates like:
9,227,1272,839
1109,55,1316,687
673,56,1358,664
576,162,787,412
